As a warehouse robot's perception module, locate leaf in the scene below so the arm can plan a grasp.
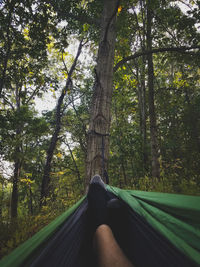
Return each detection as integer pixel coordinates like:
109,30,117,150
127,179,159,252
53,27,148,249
63,72,68,79
62,52,68,60
83,23,89,32
57,171,65,175
56,152,62,158
118,6,122,13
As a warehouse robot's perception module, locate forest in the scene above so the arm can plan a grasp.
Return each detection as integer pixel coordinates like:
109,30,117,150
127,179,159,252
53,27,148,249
0,0,200,258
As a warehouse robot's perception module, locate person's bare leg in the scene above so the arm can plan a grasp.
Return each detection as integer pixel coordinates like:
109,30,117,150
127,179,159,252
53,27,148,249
94,224,134,267
88,176,134,267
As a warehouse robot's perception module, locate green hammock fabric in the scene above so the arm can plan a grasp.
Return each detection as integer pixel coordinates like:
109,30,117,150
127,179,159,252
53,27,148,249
1,188,200,266
0,197,85,267
107,186,200,265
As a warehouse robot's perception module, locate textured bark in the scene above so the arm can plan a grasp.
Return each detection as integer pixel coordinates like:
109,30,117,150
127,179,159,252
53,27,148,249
40,41,83,203
146,0,160,177
86,0,119,185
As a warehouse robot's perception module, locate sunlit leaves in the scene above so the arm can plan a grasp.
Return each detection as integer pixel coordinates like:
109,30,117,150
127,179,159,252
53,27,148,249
173,71,189,88
118,6,122,14
56,152,62,158
83,23,89,32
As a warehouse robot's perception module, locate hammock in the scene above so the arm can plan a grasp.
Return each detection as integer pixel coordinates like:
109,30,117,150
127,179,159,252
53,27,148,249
0,186,200,267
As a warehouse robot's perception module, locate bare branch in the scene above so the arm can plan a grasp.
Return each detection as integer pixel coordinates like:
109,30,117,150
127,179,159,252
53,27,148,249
114,45,200,72
68,12,100,27
26,87,40,105
2,96,15,110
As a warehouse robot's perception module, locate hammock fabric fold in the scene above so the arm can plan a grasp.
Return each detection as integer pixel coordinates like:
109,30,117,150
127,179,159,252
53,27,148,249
0,187,200,267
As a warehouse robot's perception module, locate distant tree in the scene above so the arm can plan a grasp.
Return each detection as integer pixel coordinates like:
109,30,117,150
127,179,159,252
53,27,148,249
40,40,84,204
0,0,54,218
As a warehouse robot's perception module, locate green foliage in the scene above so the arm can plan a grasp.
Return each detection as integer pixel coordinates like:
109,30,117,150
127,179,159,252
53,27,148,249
0,107,49,162
1,0,200,260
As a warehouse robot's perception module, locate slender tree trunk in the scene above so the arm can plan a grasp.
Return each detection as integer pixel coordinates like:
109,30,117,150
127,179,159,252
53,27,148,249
11,145,21,219
146,0,160,177
134,3,148,177
86,0,120,185
137,58,148,175
65,141,82,185
121,161,127,185
0,0,14,97
11,88,21,219
28,186,33,215
113,98,127,184
71,95,87,155
40,41,83,204
0,182,4,218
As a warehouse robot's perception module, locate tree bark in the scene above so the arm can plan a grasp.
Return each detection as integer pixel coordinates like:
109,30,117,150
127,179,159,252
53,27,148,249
86,0,119,185
40,41,83,204
146,0,160,177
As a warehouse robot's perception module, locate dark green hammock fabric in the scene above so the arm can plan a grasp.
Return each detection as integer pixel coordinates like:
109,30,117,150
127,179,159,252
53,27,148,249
0,197,86,267
0,188,200,266
107,186,200,266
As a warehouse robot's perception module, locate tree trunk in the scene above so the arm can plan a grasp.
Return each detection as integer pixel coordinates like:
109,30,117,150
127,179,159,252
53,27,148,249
113,98,127,184
11,146,21,219
0,181,5,218
11,88,21,219
40,41,83,204
146,0,160,177
28,185,33,215
66,140,82,185
121,160,127,185
0,0,14,97
137,57,148,175
86,0,119,185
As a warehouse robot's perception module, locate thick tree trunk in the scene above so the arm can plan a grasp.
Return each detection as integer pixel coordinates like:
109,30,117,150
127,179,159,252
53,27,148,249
86,0,119,185
40,41,83,204
146,0,160,177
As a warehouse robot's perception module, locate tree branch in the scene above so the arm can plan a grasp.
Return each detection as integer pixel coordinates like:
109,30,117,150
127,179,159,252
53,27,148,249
25,86,40,105
2,96,15,110
67,12,100,27
114,45,200,72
